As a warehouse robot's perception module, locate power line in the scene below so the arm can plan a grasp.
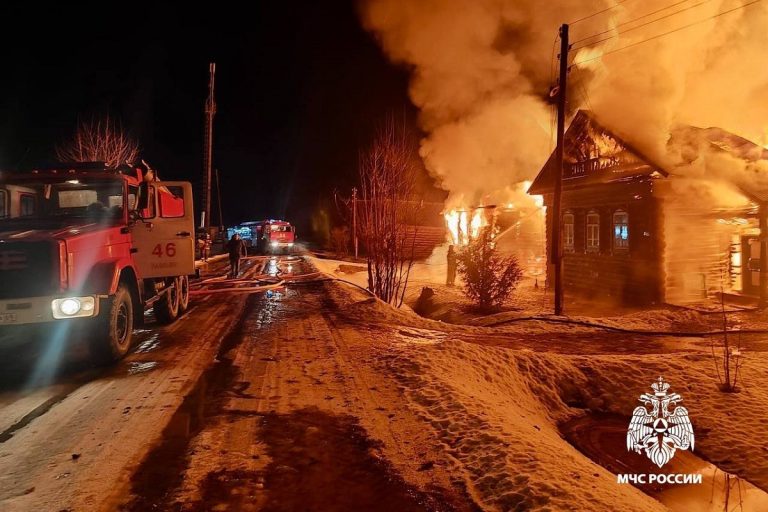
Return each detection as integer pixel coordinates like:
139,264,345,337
569,0,632,25
571,0,716,51
571,0,711,45
571,0,763,67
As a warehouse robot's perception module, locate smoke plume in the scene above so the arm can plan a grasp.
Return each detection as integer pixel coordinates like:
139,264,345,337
358,0,768,206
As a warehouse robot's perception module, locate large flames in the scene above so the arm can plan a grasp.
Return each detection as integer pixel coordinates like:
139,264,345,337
444,208,489,246
445,182,544,246
360,0,768,231
445,209,486,246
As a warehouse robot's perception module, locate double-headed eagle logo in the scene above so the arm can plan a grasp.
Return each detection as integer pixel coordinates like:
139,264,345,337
626,377,694,468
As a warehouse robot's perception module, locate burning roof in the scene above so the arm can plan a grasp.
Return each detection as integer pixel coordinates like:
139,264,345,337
528,110,768,203
527,111,666,195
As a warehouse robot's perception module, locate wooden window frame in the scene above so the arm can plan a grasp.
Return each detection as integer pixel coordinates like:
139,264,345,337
613,209,629,251
586,211,600,252
563,212,575,252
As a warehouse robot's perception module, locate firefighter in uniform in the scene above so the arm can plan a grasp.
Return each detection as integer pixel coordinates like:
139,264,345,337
227,233,247,278
446,244,457,286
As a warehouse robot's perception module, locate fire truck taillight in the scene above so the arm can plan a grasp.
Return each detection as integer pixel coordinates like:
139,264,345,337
58,240,68,290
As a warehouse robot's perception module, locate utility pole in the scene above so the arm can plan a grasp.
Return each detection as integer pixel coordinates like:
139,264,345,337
203,62,217,233
215,168,224,233
552,24,569,316
352,187,358,259
760,204,767,308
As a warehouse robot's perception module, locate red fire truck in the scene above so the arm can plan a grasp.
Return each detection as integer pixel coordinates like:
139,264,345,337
0,163,195,362
253,219,295,254
226,220,295,254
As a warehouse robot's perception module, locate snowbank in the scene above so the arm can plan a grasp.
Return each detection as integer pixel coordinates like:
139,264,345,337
308,252,768,510
375,331,768,511
314,268,768,511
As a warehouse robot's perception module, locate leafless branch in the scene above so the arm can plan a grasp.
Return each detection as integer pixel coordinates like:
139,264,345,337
56,115,140,166
356,117,420,307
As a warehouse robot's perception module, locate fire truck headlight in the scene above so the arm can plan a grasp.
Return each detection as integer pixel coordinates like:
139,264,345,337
59,299,80,316
271,241,278,247
52,296,96,319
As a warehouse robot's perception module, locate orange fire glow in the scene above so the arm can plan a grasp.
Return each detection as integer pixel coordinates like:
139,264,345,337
444,207,490,246
445,183,545,246
445,210,469,246
470,208,485,239
522,181,544,209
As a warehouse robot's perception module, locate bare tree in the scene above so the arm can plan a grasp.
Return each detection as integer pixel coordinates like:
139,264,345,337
56,115,140,166
357,118,420,307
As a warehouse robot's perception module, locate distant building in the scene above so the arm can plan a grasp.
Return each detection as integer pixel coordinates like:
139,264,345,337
528,110,768,305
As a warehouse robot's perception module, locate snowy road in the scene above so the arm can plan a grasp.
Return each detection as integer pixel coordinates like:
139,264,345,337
1,254,767,512
0,256,476,512
122,257,476,511
0,256,267,511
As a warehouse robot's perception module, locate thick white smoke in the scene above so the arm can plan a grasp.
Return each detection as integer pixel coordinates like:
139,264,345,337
359,0,768,205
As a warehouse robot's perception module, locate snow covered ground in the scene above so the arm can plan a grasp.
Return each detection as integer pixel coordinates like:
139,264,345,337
308,253,768,511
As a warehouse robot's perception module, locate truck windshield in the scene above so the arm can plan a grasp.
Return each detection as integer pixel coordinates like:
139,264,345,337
0,178,126,221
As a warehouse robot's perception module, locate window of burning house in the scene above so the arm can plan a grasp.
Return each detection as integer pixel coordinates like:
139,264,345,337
563,212,575,252
613,210,629,250
586,212,600,252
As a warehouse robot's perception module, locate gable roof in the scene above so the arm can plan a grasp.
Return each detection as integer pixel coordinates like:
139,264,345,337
677,126,768,162
528,110,768,203
527,110,666,195
669,125,768,204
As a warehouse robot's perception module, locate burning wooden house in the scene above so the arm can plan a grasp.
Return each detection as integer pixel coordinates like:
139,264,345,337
443,204,546,279
528,110,768,306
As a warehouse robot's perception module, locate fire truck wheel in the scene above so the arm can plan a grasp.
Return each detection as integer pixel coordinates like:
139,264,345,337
155,279,180,324
90,285,134,363
178,275,190,313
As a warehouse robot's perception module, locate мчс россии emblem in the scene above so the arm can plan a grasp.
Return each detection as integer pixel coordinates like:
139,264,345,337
627,377,694,468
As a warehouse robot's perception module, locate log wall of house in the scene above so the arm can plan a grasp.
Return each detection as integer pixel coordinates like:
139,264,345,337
655,182,736,304
544,179,664,304
401,225,447,261
356,201,446,261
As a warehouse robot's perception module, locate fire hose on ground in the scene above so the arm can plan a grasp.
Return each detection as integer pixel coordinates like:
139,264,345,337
481,315,768,337
190,264,376,298
189,275,376,296
191,256,754,337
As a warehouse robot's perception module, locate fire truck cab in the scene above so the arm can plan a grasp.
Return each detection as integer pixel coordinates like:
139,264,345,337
0,163,195,362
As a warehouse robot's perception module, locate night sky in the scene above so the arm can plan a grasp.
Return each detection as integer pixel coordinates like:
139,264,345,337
0,1,433,237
